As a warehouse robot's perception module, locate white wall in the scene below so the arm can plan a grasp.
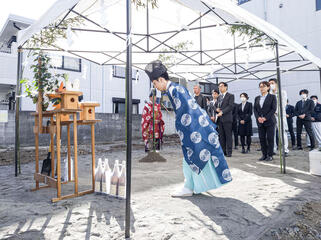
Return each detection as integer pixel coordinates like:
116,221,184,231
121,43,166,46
229,0,321,105
0,52,16,86
103,65,151,114
13,52,151,113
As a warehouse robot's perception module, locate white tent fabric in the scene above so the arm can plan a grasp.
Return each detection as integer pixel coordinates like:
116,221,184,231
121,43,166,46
17,0,321,81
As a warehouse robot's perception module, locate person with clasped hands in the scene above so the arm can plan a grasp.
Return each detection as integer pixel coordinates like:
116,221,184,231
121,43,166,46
215,82,235,157
207,89,220,124
237,93,253,154
254,81,277,161
294,89,315,151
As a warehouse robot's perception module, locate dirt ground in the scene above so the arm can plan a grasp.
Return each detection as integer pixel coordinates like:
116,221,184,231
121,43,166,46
1,137,321,240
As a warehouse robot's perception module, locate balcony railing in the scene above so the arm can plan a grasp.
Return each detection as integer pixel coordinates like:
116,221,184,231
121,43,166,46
0,48,11,54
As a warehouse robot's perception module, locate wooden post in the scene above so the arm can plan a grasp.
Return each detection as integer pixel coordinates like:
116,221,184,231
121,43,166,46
35,116,39,189
73,113,78,194
56,113,61,198
67,124,71,181
91,124,95,191
50,116,55,178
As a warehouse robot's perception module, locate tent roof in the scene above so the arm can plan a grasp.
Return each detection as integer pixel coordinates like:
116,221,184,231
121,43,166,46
17,0,321,82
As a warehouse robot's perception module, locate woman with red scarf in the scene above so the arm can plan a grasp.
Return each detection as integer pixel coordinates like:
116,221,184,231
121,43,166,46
141,89,165,152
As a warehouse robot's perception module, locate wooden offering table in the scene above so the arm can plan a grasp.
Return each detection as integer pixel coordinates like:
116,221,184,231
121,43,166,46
31,95,101,202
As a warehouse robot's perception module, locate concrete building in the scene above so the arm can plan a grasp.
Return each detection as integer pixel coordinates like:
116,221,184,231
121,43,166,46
0,15,34,110
228,0,321,105
0,15,152,114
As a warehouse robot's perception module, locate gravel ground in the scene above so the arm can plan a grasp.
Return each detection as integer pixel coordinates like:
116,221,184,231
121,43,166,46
1,138,321,240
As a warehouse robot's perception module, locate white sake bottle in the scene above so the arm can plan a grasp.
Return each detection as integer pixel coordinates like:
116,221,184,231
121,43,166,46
110,160,120,197
118,161,126,199
103,158,112,194
95,158,103,192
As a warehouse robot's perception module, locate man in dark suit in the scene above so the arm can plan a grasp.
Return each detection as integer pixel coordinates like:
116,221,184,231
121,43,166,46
294,89,315,150
310,95,321,150
232,103,239,149
193,84,206,109
207,89,219,123
286,99,296,149
216,82,235,157
254,81,277,161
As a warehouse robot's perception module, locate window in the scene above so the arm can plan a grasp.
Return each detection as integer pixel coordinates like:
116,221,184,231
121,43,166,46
112,97,140,114
199,83,218,96
51,55,81,72
238,0,250,5
317,0,321,11
113,66,138,80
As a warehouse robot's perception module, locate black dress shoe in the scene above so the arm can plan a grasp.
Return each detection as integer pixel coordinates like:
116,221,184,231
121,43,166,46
309,147,315,151
241,148,246,154
272,152,276,156
296,147,303,150
246,148,250,153
256,148,261,151
266,156,273,161
226,154,232,157
259,156,267,161
284,152,289,157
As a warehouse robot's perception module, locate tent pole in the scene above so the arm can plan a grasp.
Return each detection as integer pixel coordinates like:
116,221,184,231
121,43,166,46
125,0,132,238
146,0,149,52
200,13,203,65
15,47,23,176
319,67,321,94
233,34,237,74
275,41,286,174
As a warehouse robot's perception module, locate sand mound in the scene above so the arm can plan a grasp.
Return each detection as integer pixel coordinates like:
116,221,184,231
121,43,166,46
139,152,167,162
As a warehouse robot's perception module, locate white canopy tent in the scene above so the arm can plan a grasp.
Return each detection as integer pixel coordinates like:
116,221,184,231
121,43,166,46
17,0,321,81
14,0,321,238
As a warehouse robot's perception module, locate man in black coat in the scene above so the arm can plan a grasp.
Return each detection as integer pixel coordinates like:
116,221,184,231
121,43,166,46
207,89,219,123
286,99,296,149
216,82,235,157
193,84,206,109
254,81,277,161
294,89,315,150
310,95,321,150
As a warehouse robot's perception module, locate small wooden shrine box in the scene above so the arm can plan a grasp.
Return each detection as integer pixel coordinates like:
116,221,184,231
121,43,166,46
79,102,100,120
57,91,83,110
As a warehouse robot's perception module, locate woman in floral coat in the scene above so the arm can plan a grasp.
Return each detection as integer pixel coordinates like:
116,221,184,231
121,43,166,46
141,89,165,152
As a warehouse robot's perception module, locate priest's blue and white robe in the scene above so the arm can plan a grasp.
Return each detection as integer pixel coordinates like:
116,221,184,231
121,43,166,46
166,81,232,193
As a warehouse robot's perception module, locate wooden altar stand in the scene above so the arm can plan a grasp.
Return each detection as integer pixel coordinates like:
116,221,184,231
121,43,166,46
31,92,101,202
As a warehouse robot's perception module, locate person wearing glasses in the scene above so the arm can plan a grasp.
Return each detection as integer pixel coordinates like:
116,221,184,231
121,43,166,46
216,82,235,157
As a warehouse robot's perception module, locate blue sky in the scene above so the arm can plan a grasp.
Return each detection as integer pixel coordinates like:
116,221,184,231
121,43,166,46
0,0,57,29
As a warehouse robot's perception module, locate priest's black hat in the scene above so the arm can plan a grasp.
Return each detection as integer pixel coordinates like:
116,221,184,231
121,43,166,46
145,60,167,82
